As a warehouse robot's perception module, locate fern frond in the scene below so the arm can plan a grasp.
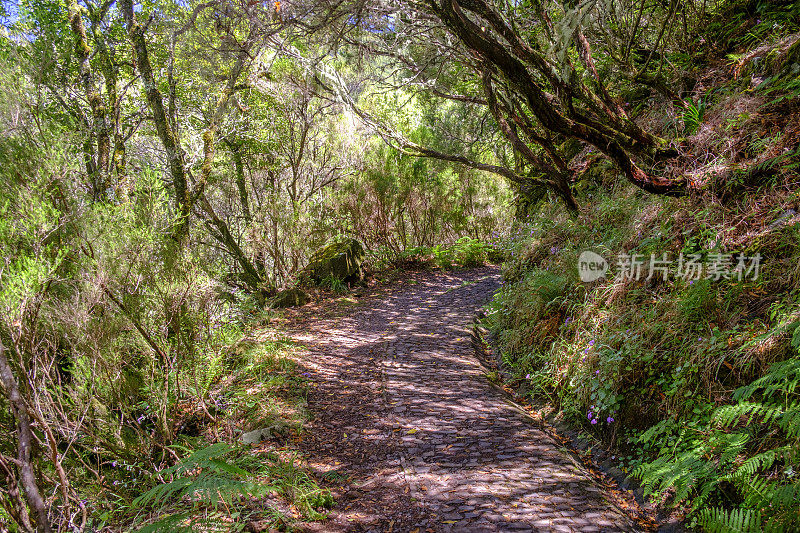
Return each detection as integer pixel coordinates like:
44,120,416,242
717,431,750,464
633,449,718,509
734,358,800,402
698,507,763,533
727,446,791,480
714,401,783,428
777,401,800,438
133,443,274,532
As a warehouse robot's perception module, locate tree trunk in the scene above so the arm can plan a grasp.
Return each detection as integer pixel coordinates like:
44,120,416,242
429,0,686,197
120,0,191,239
68,0,111,201
196,195,270,294
226,140,252,225
0,343,53,533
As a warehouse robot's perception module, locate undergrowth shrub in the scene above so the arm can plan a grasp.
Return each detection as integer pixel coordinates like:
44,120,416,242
388,237,499,270
485,177,800,529
635,352,800,532
133,443,333,532
133,443,272,533
0,137,319,529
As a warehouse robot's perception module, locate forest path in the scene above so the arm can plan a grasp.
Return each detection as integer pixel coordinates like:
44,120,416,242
288,267,643,532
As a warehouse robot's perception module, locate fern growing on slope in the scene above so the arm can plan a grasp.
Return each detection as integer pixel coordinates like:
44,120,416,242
132,443,273,532
635,351,800,532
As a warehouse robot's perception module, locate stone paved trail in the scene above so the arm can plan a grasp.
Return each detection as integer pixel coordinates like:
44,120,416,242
291,267,644,532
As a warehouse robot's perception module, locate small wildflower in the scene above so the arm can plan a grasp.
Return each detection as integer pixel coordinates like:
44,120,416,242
591,419,598,425
595,370,600,375
587,412,593,420
589,340,595,346
525,373,531,379
607,416,615,423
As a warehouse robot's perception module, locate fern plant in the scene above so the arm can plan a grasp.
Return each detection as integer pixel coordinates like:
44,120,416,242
683,98,707,135
635,353,800,532
132,443,272,532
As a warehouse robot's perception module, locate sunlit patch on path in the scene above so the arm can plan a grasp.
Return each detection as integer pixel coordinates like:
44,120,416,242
291,267,641,532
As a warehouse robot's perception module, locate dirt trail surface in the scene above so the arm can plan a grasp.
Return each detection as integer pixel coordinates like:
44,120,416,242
289,267,643,532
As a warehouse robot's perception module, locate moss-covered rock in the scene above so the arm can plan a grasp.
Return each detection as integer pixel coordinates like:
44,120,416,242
302,238,365,283
271,287,310,308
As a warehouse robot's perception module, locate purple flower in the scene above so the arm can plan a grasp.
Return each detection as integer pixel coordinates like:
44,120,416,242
525,374,531,379
595,370,600,375
591,419,598,425
607,416,614,423
589,340,595,346
587,411,593,420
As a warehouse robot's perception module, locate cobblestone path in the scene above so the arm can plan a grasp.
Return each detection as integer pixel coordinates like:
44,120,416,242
292,267,642,532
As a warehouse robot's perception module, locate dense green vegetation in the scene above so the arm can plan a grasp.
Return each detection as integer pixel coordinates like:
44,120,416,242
482,4,800,528
1,0,799,530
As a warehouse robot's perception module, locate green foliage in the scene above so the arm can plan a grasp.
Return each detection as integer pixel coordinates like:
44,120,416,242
3,0,800,529
684,98,707,136
133,443,271,532
760,75,800,107
698,507,764,533
391,237,499,270
267,454,334,520
634,355,800,532
678,278,717,322
487,171,800,530
320,274,348,294
746,146,800,177
707,0,800,51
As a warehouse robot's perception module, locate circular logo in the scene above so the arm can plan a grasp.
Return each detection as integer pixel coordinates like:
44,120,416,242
578,251,608,282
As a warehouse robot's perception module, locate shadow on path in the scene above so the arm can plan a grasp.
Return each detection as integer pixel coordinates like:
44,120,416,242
291,267,643,533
